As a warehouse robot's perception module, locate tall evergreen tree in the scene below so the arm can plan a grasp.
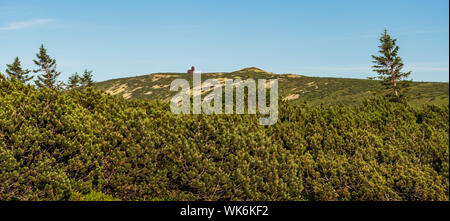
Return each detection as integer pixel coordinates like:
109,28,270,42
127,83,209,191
5,57,33,83
80,69,94,87
372,29,411,102
33,44,62,90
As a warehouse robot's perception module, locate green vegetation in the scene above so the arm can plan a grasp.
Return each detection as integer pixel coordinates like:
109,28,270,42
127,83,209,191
68,69,95,90
5,57,33,83
70,191,120,201
371,29,412,102
1,76,448,201
33,44,63,90
95,67,449,107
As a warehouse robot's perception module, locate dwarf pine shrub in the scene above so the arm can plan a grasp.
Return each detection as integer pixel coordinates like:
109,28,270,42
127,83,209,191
0,78,448,201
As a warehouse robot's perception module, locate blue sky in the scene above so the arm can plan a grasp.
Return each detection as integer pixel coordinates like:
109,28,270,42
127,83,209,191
0,0,448,82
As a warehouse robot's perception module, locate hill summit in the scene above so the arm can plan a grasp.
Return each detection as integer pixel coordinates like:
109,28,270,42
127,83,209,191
233,67,270,74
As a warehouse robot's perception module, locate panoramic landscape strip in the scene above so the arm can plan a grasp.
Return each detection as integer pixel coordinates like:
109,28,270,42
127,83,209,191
0,1,448,218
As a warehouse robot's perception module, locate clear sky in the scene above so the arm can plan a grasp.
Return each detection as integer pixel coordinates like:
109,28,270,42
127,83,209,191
0,0,448,82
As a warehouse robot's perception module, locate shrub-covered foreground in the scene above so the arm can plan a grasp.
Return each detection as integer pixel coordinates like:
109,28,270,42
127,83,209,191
0,78,448,201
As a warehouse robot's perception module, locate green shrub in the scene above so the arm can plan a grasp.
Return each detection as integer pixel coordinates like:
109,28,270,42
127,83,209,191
70,191,120,201
0,79,448,201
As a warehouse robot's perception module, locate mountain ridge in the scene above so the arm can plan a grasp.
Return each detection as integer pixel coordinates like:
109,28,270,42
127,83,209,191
94,67,449,106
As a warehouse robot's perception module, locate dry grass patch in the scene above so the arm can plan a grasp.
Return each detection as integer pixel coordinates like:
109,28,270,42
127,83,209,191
283,94,300,101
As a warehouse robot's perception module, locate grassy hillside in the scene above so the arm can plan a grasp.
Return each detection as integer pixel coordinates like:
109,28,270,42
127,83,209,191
95,67,449,106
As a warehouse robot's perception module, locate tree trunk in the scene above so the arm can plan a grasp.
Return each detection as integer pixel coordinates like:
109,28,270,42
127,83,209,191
393,80,398,97
391,63,398,98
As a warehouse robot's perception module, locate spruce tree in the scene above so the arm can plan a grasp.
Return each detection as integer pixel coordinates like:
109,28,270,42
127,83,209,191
33,44,62,90
371,29,411,102
67,72,81,89
80,69,94,87
5,57,33,83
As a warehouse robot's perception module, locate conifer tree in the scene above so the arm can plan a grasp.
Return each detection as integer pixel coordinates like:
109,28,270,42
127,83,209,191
33,44,62,90
5,57,33,83
67,72,81,89
80,69,94,87
371,29,411,102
